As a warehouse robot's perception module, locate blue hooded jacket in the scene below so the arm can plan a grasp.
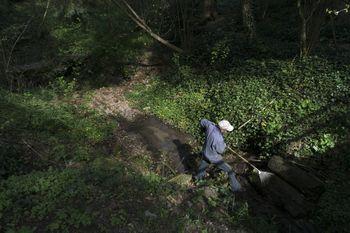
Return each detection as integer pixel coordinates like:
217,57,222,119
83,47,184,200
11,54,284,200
200,119,226,163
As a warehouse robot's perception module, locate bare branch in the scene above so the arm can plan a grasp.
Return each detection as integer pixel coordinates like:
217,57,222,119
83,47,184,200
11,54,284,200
120,0,152,31
6,18,32,73
112,0,184,53
42,0,51,24
22,139,46,159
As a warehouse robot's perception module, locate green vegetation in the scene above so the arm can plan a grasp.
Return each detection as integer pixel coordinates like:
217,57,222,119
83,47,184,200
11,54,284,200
128,56,350,232
0,86,226,233
1,0,350,232
129,57,350,159
0,158,181,233
0,85,273,232
314,162,350,232
0,83,115,177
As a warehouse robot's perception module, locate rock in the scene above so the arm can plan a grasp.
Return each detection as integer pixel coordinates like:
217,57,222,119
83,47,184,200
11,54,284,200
250,172,312,218
268,156,324,199
168,174,193,188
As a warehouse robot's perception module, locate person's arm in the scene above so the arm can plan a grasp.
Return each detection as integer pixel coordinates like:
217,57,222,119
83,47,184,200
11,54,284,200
200,119,211,128
215,140,226,154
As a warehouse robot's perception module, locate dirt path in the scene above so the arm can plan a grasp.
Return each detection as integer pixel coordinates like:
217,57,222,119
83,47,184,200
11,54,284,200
87,50,198,176
83,50,320,233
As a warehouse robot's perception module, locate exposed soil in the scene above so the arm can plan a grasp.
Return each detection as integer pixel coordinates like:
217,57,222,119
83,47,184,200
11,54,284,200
86,49,199,176
80,49,321,233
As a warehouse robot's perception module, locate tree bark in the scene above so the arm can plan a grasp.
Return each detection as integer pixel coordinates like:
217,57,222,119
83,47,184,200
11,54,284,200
308,1,328,53
242,0,256,41
297,0,329,58
298,0,308,57
330,15,337,47
203,0,218,21
260,0,269,20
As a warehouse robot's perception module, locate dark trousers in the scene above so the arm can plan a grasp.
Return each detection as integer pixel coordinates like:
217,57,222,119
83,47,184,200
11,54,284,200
195,157,242,192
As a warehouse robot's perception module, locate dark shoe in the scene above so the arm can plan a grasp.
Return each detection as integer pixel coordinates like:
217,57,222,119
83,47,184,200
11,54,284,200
230,179,242,193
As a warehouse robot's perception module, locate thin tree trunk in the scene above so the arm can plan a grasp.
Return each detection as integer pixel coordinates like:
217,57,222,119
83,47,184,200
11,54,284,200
330,15,337,48
261,0,269,20
308,1,328,52
298,0,328,58
298,0,308,57
203,0,218,21
179,0,193,50
242,0,256,41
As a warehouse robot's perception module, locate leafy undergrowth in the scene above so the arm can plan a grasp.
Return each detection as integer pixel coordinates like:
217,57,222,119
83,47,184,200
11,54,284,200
0,160,277,233
313,145,350,233
314,167,350,233
0,84,115,178
0,85,276,233
0,86,179,233
0,158,179,233
128,57,350,159
128,56,350,231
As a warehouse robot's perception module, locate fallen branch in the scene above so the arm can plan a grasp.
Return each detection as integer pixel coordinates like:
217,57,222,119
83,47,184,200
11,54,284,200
112,0,184,53
120,0,152,31
22,139,46,159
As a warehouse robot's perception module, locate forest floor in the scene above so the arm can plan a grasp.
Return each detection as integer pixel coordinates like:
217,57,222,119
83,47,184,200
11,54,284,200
85,49,198,175
71,49,321,233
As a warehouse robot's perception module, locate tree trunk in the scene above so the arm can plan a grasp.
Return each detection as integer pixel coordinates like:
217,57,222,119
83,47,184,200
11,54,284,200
297,0,329,58
203,0,218,21
330,15,337,47
308,1,328,52
242,0,256,41
260,0,269,20
171,0,195,50
298,0,308,57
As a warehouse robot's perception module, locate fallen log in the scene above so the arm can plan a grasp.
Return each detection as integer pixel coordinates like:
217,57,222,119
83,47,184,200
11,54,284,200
268,156,324,200
250,171,313,218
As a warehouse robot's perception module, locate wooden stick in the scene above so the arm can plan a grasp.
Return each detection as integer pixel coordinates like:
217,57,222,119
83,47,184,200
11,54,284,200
237,100,274,130
227,146,260,171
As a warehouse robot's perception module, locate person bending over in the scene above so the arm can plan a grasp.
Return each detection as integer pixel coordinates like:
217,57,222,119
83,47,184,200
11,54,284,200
195,119,242,192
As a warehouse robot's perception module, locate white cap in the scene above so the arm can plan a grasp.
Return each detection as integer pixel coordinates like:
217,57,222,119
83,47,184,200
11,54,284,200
218,120,234,132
